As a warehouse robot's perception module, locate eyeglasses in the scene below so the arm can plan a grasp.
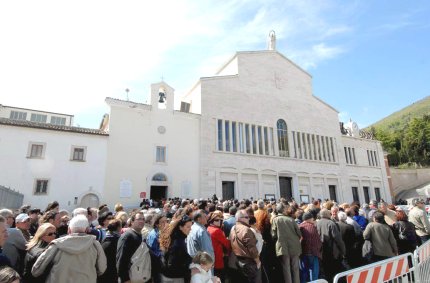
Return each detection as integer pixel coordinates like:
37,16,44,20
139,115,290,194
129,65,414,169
45,232,56,237
241,216,249,219
213,219,222,222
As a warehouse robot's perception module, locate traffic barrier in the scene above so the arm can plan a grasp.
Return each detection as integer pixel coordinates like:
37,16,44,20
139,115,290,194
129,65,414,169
308,280,328,283
414,239,430,283
333,253,414,283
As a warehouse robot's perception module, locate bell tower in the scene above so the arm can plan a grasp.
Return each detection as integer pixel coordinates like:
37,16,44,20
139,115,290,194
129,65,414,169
150,81,175,111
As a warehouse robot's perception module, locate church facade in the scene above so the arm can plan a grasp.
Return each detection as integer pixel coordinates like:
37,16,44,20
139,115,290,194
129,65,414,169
103,48,390,207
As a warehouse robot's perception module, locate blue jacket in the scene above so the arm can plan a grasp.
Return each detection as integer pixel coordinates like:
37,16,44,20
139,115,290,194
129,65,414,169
353,215,368,231
186,223,214,259
147,228,162,258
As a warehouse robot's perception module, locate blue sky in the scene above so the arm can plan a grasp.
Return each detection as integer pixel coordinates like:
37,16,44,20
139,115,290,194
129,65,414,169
0,0,429,129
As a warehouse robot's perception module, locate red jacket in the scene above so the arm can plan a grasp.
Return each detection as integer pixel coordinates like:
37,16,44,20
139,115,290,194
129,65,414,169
207,225,231,269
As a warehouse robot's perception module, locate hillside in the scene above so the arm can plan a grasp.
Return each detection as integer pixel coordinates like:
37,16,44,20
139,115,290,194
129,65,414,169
369,96,430,133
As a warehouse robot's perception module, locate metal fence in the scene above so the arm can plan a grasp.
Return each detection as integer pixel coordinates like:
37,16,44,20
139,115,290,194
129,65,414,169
0,185,24,209
414,239,430,283
333,253,415,283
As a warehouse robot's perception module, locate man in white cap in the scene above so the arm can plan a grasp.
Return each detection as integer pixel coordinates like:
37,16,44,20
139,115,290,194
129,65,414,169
32,214,107,283
3,213,29,273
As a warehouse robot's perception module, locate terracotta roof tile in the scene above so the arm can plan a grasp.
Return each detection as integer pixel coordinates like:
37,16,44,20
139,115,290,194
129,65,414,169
0,118,108,136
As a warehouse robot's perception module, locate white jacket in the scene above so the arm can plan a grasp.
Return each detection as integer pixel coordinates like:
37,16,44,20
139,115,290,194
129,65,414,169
190,263,213,283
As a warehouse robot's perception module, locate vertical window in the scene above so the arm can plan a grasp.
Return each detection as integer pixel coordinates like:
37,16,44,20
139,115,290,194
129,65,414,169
325,137,331,162
367,150,372,166
302,133,307,159
316,135,322,161
352,187,360,202
156,146,166,162
10,111,27,120
373,151,378,166
352,148,357,164
363,186,370,204
375,187,381,202
30,113,47,123
258,126,263,154
330,138,336,162
34,179,49,195
307,134,312,160
270,128,275,155
71,146,86,161
344,147,349,164
239,123,244,153
297,132,302,159
277,119,289,157
292,131,297,158
217,119,223,151
264,127,269,155
329,185,337,202
245,124,250,153
232,122,237,152
312,135,317,160
31,144,43,158
28,143,45,159
251,125,257,154
322,136,327,161
225,120,230,152
348,147,352,164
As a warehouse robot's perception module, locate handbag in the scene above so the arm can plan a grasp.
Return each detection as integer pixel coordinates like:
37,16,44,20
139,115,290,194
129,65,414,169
362,239,373,260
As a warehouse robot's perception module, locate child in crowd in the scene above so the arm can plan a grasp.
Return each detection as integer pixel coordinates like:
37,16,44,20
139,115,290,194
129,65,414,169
190,252,221,283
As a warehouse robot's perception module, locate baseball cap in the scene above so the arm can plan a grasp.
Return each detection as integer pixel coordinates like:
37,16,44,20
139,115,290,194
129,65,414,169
15,213,30,223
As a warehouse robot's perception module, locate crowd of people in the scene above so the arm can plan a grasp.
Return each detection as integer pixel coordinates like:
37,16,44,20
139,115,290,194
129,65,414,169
0,196,429,283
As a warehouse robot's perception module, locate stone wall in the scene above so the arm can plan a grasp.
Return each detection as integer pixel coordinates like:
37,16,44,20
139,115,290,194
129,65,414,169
391,168,430,196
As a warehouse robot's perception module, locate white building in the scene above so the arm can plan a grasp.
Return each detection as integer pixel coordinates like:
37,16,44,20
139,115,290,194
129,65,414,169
102,38,390,207
0,35,391,210
0,106,108,210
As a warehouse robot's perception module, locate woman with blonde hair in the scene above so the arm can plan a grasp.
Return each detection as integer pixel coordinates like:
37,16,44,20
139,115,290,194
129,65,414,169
114,203,123,213
23,223,56,283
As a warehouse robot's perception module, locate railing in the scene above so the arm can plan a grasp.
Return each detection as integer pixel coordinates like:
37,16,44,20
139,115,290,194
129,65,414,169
414,239,430,283
0,185,24,209
333,253,414,283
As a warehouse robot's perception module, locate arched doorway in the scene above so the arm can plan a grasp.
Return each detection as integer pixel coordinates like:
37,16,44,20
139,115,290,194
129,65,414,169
80,193,100,208
150,173,168,202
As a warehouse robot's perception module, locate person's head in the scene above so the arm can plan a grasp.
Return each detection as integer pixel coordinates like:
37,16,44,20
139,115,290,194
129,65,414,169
396,210,408,221
319,208,331,220
208,211,223,227
27,223,56,250
0,267,20,283
229,205,237,216
369,200,378,208
257,199,265,210
68,215,89,233
235,209,249,224
159,215,192,251
130,212,145,231
28,208,40,223
40,211,61,228
276,203,286,215
192,210,207,226
302,212,314,223
373,211,385,224
192,251,214,272
72,207,88,217
114,203,124,213
152,214,167,230
378,202,388,213
0,216,8,247
15,213,31,231
413,198,425,209
0,209,15,227
98,212,113,228
337,211,347,222
107,219,122,233
331,206,339,217
44,201,59,213
115,211,128,227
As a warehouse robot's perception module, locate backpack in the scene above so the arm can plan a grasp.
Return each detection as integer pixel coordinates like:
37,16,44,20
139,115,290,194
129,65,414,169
129,242,152,283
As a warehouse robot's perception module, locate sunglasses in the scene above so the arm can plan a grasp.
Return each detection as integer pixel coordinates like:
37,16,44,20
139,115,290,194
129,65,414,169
241,216,249,219
45,232,56,237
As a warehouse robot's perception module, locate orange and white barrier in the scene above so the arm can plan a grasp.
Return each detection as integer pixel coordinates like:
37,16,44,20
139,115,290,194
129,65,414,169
333,253,414,283
414,239,430,283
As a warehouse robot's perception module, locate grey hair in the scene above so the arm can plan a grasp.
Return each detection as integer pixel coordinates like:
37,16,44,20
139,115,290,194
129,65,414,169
319,208,331,219
235,210,248,221
0,209,13,218
276,203,285,214
257,199,265,209
72,207,88,217
337,211,347,222
69,215,89,233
